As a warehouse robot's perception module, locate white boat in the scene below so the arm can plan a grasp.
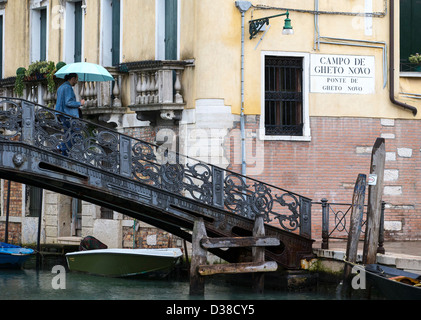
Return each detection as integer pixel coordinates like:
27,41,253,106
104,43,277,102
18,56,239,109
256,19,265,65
66,248,183,277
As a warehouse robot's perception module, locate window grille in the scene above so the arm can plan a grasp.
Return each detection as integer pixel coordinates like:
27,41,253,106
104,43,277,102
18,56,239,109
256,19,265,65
265,56,303,136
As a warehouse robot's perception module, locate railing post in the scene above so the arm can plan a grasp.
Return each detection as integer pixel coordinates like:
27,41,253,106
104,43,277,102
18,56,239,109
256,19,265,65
212,167,225,209
377,201,386,254
119,136,132,178
299,197,312,239
21,101,35,145
321,198,329,249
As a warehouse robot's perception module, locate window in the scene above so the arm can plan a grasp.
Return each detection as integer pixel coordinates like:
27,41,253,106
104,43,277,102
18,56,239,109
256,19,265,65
156,0,179,60
260,52,310,141
400,0,421,72
64,1,84,63
30,7,48,62
265,56,303,136
0,14,3,78
27,186,42,217
100,206,114,219
101,0,120,67
71,198,82,236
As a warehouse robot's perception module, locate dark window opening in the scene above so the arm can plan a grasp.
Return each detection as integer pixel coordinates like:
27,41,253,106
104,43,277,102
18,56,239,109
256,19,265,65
264,56,303,136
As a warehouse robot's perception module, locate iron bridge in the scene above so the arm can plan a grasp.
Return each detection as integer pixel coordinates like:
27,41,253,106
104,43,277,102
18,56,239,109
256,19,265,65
0,98,314,269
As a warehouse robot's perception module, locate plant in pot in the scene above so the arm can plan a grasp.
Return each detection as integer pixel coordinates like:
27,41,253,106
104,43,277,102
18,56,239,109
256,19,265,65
14,67,27,97
409,53,421,71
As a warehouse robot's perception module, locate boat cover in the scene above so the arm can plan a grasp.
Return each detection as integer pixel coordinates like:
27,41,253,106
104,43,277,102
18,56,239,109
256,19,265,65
79,236,108,251
366,264,421,280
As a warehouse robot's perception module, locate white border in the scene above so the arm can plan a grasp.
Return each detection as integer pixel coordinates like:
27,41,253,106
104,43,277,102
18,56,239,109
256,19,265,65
259,51,311,142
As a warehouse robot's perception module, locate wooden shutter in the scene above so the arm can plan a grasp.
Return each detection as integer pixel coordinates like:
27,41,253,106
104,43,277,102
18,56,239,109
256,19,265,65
74,1,83,62
112,0,120,66
165,0,177,60
40,9,47,61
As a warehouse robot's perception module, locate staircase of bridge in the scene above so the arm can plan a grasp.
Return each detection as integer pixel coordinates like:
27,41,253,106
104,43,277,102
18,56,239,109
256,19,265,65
0,98,314,269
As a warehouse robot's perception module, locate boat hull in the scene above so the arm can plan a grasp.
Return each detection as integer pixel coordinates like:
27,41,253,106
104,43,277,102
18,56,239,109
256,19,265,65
0,243,34,268
66,248,182,277
365,264,421,300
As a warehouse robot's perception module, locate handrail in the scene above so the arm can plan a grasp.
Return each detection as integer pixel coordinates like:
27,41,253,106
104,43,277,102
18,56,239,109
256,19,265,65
0,97,312,238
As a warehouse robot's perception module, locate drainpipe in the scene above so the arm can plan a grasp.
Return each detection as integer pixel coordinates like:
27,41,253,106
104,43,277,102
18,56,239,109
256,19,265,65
235,1,252,177
390,0,417,116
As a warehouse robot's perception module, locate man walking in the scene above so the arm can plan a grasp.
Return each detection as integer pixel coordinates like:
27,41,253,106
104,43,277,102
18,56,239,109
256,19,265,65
55,73,85,155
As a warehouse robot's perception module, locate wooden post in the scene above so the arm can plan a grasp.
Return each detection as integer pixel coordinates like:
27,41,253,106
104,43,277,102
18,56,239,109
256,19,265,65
343,174,367,280
363,138,386,265
252,216,265,294
341,174,367,298
189,218,207,296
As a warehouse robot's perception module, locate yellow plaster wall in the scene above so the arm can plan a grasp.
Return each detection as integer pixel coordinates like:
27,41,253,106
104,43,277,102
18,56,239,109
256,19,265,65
3,1,29,77
3,0,420,120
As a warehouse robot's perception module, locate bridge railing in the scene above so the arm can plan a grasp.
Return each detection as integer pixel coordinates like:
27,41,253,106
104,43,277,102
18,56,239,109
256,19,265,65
0,98,312,238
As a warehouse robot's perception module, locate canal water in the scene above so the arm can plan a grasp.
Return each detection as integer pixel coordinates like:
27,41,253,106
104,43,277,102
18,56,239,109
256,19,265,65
0,255,377,301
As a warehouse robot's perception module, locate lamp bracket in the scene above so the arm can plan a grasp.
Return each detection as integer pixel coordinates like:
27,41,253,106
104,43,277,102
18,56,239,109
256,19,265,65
249,11,289,39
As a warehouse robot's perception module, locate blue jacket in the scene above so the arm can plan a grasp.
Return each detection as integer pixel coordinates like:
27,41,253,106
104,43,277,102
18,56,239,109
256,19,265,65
55,81,81,118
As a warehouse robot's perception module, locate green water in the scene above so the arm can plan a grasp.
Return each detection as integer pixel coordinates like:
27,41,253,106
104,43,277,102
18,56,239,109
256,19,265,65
0,255,369,302
0,268,340,300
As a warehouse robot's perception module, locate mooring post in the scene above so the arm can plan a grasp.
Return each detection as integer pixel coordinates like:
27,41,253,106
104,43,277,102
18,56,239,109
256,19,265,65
363,138,386,265
321,198,329,249
4,181,11,243
252,216,265,294
189,218,207,296
342,174,367,297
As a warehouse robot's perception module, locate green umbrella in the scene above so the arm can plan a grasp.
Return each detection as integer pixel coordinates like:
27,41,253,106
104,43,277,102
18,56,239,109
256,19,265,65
54,62,114,82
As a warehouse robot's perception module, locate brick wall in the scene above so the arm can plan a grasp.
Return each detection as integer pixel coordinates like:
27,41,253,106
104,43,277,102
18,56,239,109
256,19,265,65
0,222,21,244
122,225,182,249
226,116,421,242
2,181,23,217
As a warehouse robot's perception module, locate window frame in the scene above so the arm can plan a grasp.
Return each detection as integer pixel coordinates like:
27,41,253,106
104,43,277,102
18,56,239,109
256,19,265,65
30,3,49,63
259,51,311,142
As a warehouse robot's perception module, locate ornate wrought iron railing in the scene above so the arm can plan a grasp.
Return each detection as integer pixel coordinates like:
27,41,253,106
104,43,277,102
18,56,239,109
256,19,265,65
0,98,312,238
316,198,385,251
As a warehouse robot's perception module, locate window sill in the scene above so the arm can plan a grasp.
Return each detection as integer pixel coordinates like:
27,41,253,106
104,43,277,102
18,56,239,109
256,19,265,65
259,134,312,142
400,72,421,78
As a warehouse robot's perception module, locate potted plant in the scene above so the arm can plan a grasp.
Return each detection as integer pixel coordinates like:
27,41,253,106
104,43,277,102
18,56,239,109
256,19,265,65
14,67,26,97
408,53,421,71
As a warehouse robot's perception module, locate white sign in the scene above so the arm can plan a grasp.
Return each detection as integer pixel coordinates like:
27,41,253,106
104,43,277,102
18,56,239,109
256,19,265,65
368,174,377,186
310,54,375,94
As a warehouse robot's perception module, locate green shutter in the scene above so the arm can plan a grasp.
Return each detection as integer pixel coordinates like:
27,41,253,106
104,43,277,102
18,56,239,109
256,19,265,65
112,0,121,66
0,15,2,78
165,0,178,60
40,9,47,61
74,1,83,62
400,0,421,71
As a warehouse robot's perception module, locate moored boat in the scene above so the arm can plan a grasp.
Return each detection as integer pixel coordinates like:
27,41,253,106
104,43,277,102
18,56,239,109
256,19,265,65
66,247,183,277
0,242,35,268
364,264,421,300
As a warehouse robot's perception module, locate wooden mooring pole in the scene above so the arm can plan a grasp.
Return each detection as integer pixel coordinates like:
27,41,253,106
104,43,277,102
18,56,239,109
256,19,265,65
189,218,207,296
343,174,366,283
363,138,386,265
189,217,279,296
252,216,265,294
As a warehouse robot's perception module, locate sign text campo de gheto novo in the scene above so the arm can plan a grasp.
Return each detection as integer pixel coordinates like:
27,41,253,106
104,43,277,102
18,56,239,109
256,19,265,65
311,54,375,95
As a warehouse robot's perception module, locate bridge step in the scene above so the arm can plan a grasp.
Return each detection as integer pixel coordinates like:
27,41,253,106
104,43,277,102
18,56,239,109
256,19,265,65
198,261,278,276
200,236,280,249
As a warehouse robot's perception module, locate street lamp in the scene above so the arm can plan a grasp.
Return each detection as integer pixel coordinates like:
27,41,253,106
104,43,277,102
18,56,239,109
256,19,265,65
249,10,294,39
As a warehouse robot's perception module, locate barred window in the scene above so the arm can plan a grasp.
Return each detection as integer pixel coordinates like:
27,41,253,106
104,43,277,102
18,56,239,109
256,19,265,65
264,56,303,136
